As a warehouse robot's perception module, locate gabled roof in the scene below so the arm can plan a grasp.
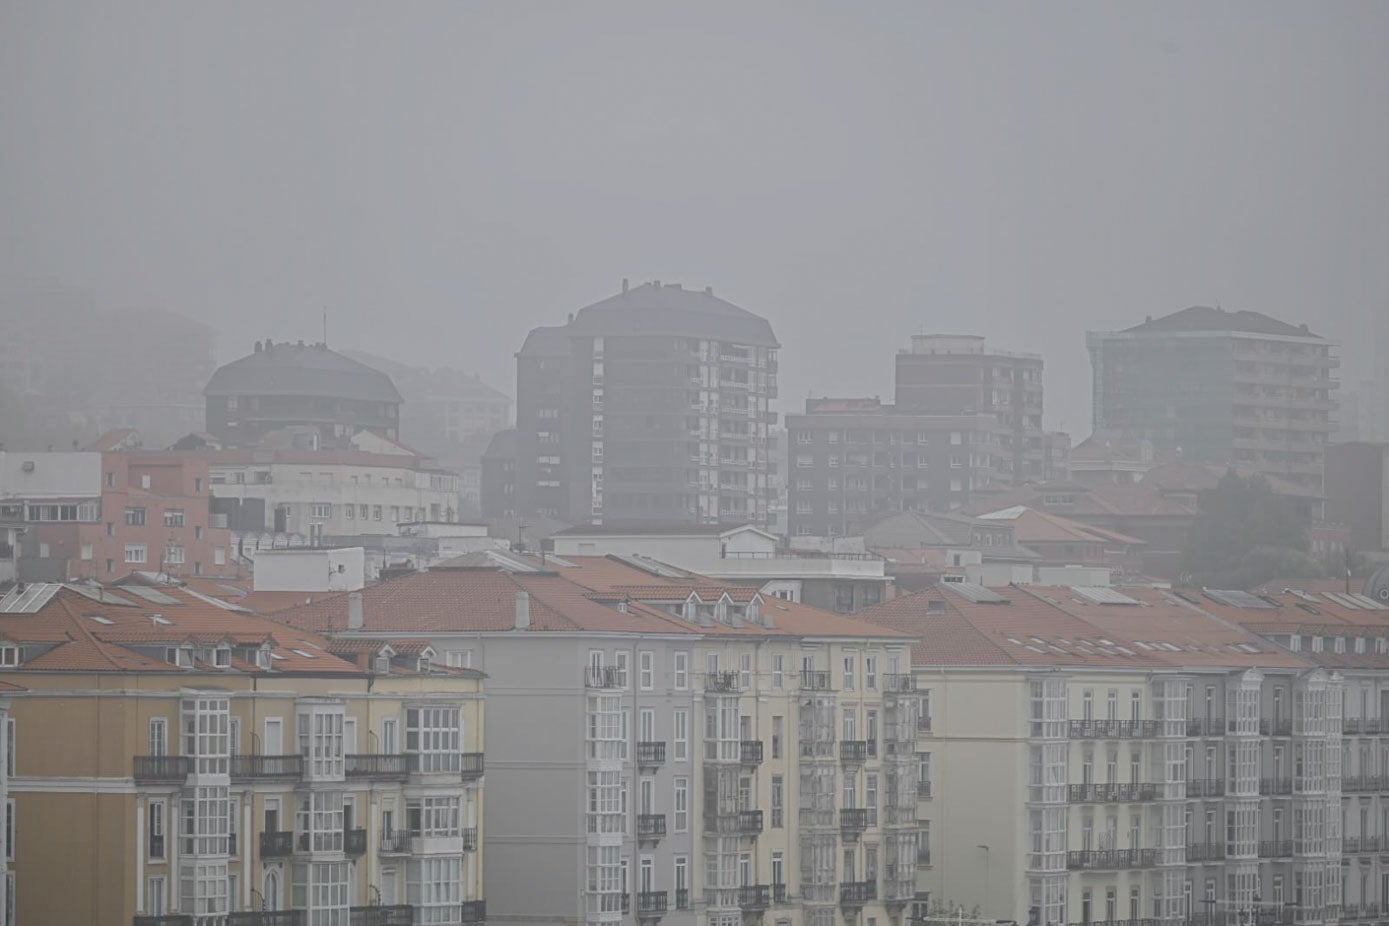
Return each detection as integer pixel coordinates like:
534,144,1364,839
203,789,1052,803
1120,306,1320,339
976,506,1146,546
205,342,403,403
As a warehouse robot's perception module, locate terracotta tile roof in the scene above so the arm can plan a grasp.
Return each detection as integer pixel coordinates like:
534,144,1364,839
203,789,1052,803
977,507,1146,546
858,583,1308,669
238,590,327,614
0,585,362,675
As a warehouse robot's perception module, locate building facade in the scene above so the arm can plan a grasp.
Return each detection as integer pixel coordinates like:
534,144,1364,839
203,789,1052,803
275,556,919,926
204,340,403,449
1087,307,1338,493
0,581,484,926
513,281,780,527
1325,443,1389,554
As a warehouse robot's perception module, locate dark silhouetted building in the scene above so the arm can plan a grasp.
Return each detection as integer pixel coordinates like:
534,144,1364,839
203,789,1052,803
1327,442,1389,553
514,281,779,526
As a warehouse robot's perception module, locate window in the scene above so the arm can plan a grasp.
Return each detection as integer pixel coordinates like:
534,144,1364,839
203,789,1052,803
125,543,148,564
865,655,877,690
181,696,229,775
639,651,654,690
613,651,629,688
772,655,784,688
148,800,167,859
180,785,231,856
843,653,857,690
80,543,93,561
298,706,345,779
163,509,185,527
674,778,689,831
674,652,689,689
771,775,784,828
309,503,332,519
674,709,689,761
214,547,226,566
740,653,752,690
405,706,462,772
0,648,16,668
772,716,783,759
406,796,461,838
125,507,146,526
165,545,185,565
149,717,168,756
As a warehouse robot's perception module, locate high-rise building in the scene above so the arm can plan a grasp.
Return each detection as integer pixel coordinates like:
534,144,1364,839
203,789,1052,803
514,281,779,527
1087,307,1338,492
895,335,1046,482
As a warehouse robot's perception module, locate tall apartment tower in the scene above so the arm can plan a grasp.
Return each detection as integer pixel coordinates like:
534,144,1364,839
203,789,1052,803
894,335,1046,483
1087,307,1338,492
515,281,779,527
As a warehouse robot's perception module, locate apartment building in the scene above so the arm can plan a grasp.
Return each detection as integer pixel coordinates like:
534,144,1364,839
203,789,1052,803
513,281,780,527
0,581,484,926
785,398,1010,535
273,555,919,926
861,582,1349,926
1087,307,1338,493
204,340,403,449
0,448,233,582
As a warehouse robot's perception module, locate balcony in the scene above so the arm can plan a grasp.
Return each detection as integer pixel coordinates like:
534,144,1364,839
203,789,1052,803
739,885,771,911
638,814,668,840
1185,842,1226,862
1067,848,1158,870
1067,782,1158,803
462,828,478,852
349,907,414,926
638,892,669,919
133,755,191,782
259,831,295,858
917,780,933,798
134,918,193,926
705,670,741,692
740,741,764,766
1260,718,1294,736
800,669,832,690
1068,720,1158,739
637,741,667,767
344,828,367,856
676,889,690,910
1258,839,1293,858
840,741,869,764
840,881,877,908
840,808,869,839
226,913,305,926
1187,718,1225,737
231,754,304,780
586,665,622,688
1259,778,1293,796
707,810,763,836
917,715,933,733
1344,836,1381,853
346,754,412,779
458,902,487,924
1343,775,1387,793
380,830,412,854
458,753,486,780
773,884,787,904
1186,778,1226,798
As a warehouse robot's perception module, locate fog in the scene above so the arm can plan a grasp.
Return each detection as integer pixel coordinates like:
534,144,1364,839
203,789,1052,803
3,1,1386,433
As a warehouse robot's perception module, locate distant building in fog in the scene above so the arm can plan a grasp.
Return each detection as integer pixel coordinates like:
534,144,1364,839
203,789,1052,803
203,339,402,448
1326,441,1389,554
479,428,517,518
513,280,779,527
1088,306,1337,492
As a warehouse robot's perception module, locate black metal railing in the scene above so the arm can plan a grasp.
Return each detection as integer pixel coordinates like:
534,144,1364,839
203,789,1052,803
1258,839,1293,858
705,670,741,692
149,834,165,859
1187,718,1225,737
916,780,932,798
134,917,194,926
1345,835,1381,852
1185,842,1226,861
676,889,690,910
840,741,868,764
259,830,294,857
1067,782,1158,803
586,665,621,688
1259,778,1293,795
917,715,933,732
1260,718,1294,736
226,912,305,926
739,886,771,910
349,907,414,926
344,828,367,855
638,892,669,917
230,755,304,779
346,754,412,778
1068,720,1159,739
134,755,191,781
462,827,478,851
1186,778,1226,797
638,814,667,839
883,673,916,692
740,740,764,765
773,884,787,903
840,881,877,906
840,808,869,836
1343,775,1388,793
1066,848,1158,870
458,753,485,779
637,741,667,766
801,669,832,690
380,830,412,853
459,901,487,923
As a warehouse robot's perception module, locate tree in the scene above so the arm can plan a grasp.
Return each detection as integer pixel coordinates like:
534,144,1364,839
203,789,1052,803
1181,469,1311,589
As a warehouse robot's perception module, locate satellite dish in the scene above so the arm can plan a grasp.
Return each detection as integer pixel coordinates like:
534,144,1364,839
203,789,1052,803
1365,566,1389,603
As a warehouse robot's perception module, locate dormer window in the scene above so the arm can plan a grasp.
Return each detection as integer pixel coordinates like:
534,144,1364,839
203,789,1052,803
213,647,231,668
164,647,193,668
417,656,430,673
375,654,391,675
0,645,19,667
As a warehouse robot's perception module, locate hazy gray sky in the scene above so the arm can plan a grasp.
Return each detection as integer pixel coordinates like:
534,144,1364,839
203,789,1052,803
3,1,1386,435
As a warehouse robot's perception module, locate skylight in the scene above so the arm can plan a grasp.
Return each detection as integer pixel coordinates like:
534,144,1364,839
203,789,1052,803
87,614,115,625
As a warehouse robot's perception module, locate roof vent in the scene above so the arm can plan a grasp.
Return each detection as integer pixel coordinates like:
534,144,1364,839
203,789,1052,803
347,590,364,630
515,590,531,630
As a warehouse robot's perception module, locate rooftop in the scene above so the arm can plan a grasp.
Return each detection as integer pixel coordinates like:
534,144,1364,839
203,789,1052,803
205,340,403,404
1117,306,1321,339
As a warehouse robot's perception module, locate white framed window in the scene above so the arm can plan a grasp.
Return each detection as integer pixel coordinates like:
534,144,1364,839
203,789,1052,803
674,777,689,831
148,799,166,859
639,651,654,690
181,696,229,775
163,509,186,527
294,860,350,925
405,706,462,772
4,800,12,863
406,796,461,838
865,655,877,690
772,655,784,688
674,652,689,690
146,875,166,915
298,705,345,779
405,856,461,921
613,651,630,688
739,653,752,690
180,785,230,856
124,543,148,564
0,647,17,668
309,503,332,519
843,653,857,691
149,717,168,756
296,790,344,853
164,545,185,565
674,709,689,761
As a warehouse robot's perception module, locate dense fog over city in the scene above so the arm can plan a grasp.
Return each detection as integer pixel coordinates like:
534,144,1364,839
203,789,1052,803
3,1,1388,432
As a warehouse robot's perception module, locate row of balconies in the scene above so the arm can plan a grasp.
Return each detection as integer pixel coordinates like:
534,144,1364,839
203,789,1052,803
1343,836,1383,853
1061,717,1360,740
135,905,449,926
133,753,484,783
1067,848,1159,870
260,829,368,858
1069,783,1160,803
1342,775,1389,793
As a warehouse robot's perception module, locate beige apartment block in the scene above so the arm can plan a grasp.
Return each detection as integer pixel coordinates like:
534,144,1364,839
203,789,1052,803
273,554,920,926
0,580,485,926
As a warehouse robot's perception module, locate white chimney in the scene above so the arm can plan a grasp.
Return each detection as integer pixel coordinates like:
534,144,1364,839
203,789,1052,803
515,591,531,630
347,590,364,631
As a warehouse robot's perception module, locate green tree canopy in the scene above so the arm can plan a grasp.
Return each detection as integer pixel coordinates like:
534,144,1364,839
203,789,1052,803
1181,469,1313,589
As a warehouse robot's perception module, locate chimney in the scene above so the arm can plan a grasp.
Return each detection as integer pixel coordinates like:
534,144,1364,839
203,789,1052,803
347,590,364,630
515,591,531,630
622,278,629,294
704,286,713,296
